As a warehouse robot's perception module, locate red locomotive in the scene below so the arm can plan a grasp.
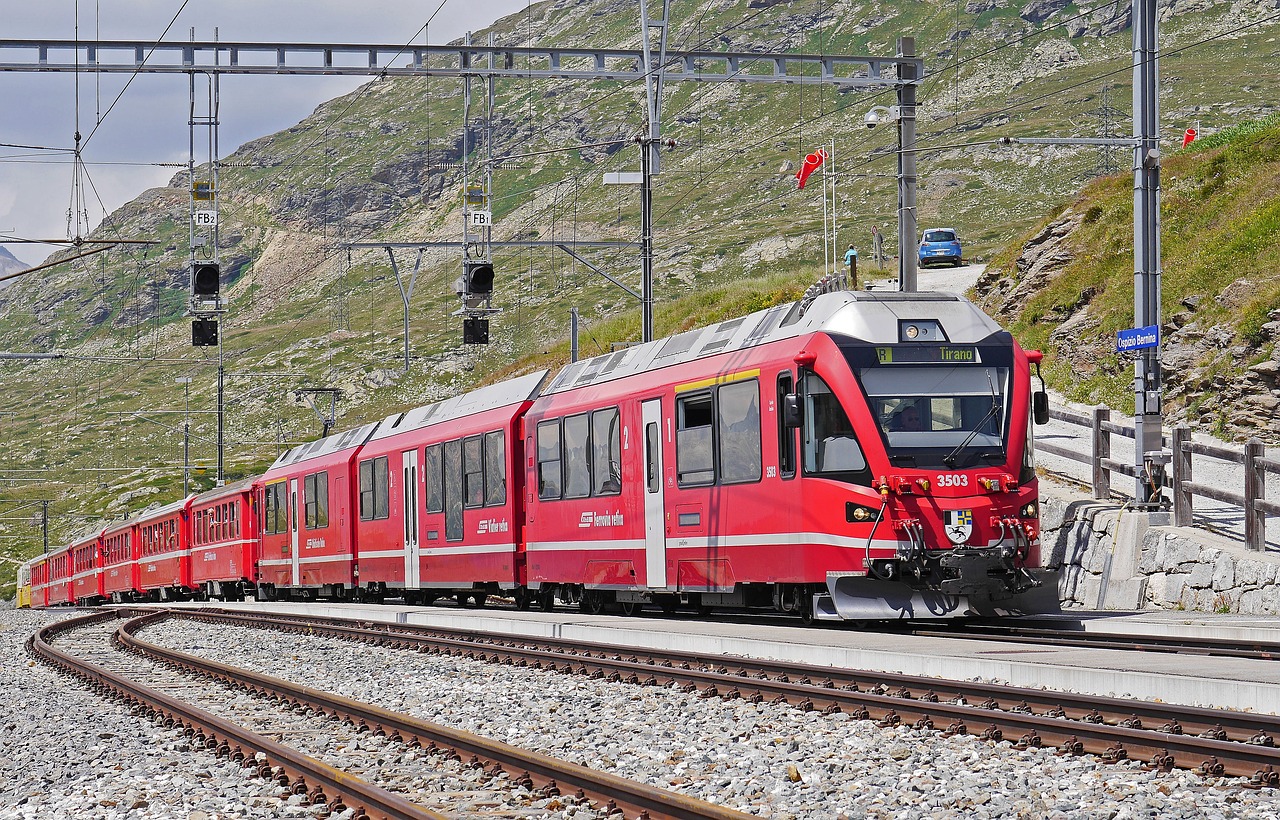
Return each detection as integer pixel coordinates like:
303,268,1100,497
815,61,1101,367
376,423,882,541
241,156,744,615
23,291,1055,621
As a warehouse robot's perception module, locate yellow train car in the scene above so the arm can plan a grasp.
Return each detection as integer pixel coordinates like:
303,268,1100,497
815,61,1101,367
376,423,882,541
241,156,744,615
16,561,31,609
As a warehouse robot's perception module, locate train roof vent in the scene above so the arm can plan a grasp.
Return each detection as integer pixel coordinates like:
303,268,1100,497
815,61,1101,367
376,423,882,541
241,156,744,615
548,360,587,392
598,349,629,376
657,329,701,359
743,304,789,344
389,411,408,429
698,317,746,355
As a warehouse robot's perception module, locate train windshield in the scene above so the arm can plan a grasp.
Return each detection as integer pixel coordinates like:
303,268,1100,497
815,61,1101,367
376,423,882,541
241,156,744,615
858,365,1009,469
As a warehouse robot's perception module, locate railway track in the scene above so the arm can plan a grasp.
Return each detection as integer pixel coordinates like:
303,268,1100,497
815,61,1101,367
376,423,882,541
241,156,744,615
30,609,759,820
903,620,1280,660
170,606,1280,787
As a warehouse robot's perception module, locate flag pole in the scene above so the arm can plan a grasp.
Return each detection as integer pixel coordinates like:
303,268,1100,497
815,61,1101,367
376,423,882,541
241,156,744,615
829,137,838,279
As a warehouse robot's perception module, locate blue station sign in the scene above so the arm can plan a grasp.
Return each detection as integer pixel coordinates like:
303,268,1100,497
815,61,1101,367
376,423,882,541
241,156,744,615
1116,324,1159,352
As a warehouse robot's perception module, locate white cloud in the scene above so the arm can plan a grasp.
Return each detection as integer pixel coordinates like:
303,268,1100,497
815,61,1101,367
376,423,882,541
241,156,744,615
0,0,532,263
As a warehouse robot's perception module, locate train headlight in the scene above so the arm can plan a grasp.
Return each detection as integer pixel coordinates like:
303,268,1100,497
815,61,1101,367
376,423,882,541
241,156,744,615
846,502,879,523
1019,501,1038,518
904,324,920,339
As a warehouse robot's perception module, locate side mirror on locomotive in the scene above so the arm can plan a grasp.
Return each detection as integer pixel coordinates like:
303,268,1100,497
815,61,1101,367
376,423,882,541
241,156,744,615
783,393,803,428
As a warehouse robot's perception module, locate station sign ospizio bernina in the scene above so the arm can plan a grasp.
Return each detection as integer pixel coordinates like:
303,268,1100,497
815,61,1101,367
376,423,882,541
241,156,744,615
1116,324,1160,352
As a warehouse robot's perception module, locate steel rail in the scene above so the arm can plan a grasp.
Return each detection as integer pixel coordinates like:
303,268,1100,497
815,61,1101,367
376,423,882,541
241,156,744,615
178,608,1280,785
907,623,1280,660
120,610,758,820
30,610,443,820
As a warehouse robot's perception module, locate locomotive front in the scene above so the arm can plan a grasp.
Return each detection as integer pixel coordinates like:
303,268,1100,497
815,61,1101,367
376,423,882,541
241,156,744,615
799,292,1057,620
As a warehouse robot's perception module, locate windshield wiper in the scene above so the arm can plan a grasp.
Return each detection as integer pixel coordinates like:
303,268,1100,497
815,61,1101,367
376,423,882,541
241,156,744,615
943,370,1002,469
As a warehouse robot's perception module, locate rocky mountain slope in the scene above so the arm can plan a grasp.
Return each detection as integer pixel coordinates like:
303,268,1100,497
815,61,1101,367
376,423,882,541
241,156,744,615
0,0,1278,571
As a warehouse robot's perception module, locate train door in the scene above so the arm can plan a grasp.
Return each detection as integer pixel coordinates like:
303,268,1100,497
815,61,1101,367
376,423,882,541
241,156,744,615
289,477,301,586
402,449,420,587
642,398,667,588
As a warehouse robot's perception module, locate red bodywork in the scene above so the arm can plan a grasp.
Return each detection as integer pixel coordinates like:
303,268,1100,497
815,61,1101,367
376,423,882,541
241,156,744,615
45,547,72,606
70,531,104,605
135,496,193,596
28,555,49,609
101,520,137,602
189,478,259,596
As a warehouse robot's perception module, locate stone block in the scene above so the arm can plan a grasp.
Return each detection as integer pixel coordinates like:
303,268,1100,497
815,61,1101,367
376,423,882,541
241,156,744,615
1211,552,1236,591
1159,573,1187,607
1136,532,1162,575
1262,585,1280,615
1101,577,1147,610
1240,589,1264,615
1076,574,1103,609
1160,534,1201,570
1186,561,1214,589
1085,541,1111,575
1236,559,1265,588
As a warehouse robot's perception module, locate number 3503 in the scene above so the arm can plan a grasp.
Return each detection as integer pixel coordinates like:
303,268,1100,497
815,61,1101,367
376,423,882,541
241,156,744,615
936,474,969,487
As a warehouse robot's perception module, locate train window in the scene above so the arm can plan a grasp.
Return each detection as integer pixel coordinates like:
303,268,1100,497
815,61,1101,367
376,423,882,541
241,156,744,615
676,392,715,486
802,373,868,475
563,414,591,499
359,457,390,521
777,372,796,477
646,422,660,493
718,380,762,484
304,471,329,529
463,436,485,508
424,444,444,513
861,366,1009,467
537,420,562,500
484,430,506,506
263,482,289,535
443,439,464,541
592,408,621,495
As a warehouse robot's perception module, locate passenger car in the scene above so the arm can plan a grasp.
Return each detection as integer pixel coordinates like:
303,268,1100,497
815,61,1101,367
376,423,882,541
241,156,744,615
918,228,962,267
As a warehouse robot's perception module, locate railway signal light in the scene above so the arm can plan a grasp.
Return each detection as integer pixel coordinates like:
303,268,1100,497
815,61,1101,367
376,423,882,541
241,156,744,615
464,260,494,297
191,261,220,297
463,317,489,345
191,318,218,347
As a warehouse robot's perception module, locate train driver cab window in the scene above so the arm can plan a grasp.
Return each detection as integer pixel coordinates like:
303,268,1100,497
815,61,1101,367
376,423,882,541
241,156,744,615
718,380,762,484
537,420,562,500
443,439,464,542
304,471,329,529
676,392,714,486
861,366,1009,468
802,373,867,475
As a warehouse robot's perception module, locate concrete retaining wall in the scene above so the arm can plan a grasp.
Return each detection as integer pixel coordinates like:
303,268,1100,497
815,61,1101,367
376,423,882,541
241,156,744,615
1040,485,1280,614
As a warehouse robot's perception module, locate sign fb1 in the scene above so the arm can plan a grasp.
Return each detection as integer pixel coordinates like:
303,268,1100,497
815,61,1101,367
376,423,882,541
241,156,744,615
1116,324,1159,352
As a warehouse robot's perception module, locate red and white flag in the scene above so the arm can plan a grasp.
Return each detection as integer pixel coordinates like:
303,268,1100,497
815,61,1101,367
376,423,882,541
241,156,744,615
795,148,828,189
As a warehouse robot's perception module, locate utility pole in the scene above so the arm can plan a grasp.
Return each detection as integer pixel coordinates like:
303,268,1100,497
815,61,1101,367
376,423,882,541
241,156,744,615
897,36,919,293
637,0,672,343
176,377,192,495
1132,0,1165,506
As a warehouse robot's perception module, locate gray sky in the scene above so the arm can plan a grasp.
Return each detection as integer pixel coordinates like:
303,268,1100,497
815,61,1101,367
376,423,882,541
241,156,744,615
0,1,531,264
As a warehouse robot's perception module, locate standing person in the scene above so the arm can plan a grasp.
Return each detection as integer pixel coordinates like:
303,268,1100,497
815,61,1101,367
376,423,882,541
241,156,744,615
871,225,885,270
843,243,858,288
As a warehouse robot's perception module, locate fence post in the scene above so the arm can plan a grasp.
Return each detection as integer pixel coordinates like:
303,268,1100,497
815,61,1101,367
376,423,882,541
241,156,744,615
1245,438,1265,551
1091,406,1110,500
1171,425,1192,527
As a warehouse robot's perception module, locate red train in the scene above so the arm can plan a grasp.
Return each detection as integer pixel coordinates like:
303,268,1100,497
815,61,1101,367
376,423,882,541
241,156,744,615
23,290,1057,621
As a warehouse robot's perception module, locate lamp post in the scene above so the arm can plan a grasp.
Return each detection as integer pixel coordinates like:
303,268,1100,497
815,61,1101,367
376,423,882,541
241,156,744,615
175,377,192,495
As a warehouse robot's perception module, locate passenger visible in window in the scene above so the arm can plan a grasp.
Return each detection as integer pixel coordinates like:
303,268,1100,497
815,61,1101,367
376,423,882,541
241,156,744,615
890,404,922,432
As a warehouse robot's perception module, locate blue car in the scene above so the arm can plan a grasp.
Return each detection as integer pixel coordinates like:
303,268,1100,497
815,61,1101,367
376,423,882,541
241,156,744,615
918,228,962,267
